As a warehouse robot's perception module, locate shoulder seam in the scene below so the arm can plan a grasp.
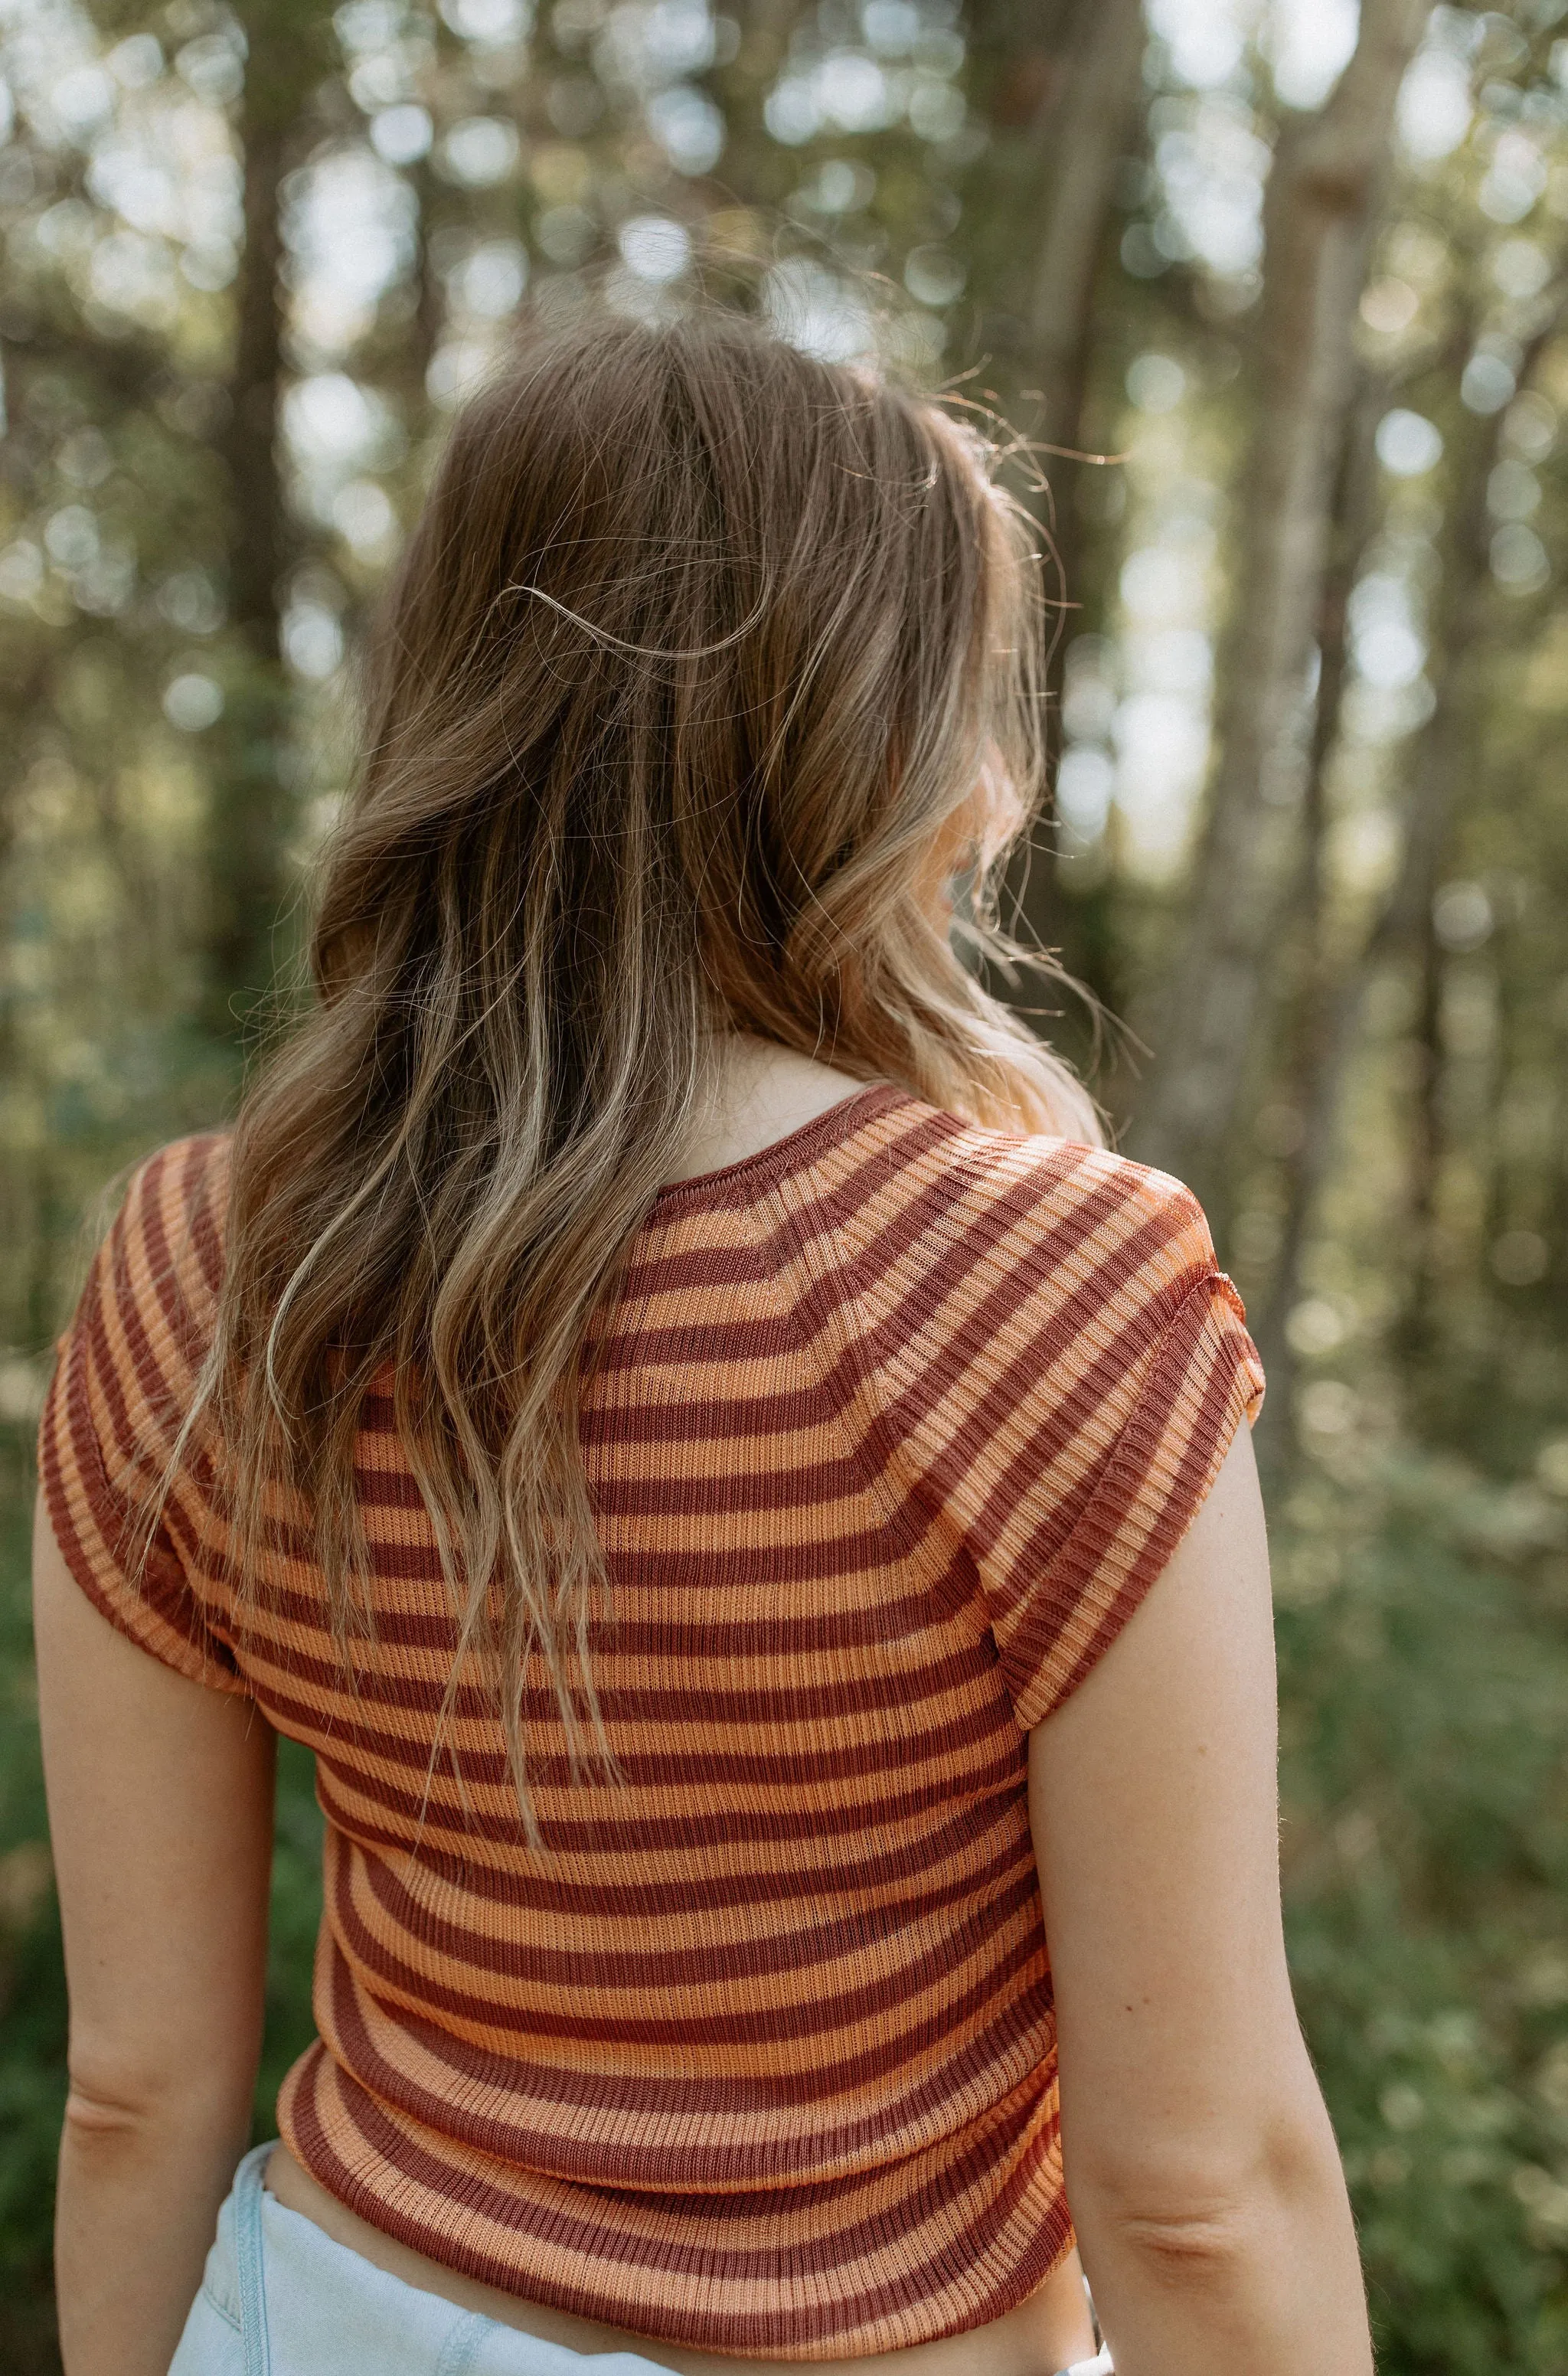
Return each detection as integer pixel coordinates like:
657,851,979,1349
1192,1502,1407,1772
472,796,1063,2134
764,1160,973,1579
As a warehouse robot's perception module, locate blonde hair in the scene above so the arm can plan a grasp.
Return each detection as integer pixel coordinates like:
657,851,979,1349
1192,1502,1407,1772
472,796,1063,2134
182,306,1098,1845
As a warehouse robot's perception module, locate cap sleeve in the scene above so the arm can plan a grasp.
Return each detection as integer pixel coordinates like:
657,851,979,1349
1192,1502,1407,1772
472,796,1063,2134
852,1131,1265,1731
37,1133,246,1695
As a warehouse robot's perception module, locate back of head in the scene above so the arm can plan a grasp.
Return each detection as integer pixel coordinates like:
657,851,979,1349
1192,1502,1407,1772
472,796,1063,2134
204,302,1099,1841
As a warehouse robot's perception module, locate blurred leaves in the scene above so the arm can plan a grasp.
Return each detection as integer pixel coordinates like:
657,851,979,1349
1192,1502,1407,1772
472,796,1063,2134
1279,1452,1568,2367
5,0,1568,2368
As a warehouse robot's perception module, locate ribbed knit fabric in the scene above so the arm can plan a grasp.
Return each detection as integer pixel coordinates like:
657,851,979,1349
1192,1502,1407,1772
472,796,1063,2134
39,1083,1264,2361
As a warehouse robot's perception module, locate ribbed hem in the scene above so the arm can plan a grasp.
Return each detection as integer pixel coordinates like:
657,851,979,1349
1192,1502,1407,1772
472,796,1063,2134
277,2041,1076,2360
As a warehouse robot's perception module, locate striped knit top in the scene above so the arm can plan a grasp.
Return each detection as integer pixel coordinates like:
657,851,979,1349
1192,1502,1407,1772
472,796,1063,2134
40,1083,1264,2361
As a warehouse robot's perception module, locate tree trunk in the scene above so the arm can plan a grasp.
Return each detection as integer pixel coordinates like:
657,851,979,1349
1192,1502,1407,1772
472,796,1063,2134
1400,891,1445,1362
1125,0,1428,1200
204,0,322,1046
1023,0,1148,466
224,64,289,659
965,0,1148,1002
1020,0,1148,979
1248,283,1568,1451
1250,379,1384,1456
965,0,1145,579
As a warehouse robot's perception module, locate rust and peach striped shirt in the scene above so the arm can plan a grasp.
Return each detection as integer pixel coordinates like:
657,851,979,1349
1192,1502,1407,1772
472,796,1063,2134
40,1083,1263,2360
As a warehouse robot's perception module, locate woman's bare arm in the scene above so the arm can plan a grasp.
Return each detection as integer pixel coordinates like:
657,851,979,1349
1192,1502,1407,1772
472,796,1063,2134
33,1492,276,2376
1027,1427,1371,2376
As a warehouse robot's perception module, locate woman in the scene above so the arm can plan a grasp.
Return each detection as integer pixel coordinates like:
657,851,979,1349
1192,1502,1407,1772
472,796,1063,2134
34,309,1372,2376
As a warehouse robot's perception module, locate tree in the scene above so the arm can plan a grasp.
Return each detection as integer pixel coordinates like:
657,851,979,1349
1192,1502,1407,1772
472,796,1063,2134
1127,0,1430,1211
204,0,332,1041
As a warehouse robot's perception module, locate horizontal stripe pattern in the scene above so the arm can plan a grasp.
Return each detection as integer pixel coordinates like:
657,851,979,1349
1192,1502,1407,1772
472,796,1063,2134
38,1086,1264,2358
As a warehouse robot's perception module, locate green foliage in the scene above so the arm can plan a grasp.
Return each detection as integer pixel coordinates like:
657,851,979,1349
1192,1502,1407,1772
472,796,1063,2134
0,1444,65,2376
260,1737,326,2123
1276,1455,1568,2369
5,0,1568,2365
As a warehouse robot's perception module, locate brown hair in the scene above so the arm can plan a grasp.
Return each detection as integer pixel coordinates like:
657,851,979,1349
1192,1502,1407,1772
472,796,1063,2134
177,304,1099,1843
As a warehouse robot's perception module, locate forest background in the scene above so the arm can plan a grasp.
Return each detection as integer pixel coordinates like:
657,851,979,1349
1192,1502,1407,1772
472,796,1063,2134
2,0,1568,2366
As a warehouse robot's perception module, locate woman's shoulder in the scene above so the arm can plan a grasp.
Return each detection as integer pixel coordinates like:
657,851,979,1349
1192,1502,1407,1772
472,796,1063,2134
116,1126,232,1247
88,1130,234,1356
839,1091,1222,1309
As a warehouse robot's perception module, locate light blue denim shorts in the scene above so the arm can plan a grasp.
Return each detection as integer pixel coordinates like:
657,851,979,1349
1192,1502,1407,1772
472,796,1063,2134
168,2142,1115,2375
167,2143,688,2376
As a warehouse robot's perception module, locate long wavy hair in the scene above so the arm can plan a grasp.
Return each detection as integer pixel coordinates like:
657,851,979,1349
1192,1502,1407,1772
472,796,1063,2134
180,306,1100,1845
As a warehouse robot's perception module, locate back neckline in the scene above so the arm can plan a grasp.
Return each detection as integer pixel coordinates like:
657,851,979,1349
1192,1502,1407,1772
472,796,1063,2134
648,1080,912,1214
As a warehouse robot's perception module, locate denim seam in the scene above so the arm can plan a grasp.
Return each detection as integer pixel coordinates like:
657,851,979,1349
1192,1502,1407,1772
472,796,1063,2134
198,2282,243,2335
233,2144,273,2376
433,2311,491,2376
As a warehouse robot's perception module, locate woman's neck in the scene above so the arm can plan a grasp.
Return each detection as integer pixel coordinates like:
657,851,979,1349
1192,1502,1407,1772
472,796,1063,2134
665,1036,869,1186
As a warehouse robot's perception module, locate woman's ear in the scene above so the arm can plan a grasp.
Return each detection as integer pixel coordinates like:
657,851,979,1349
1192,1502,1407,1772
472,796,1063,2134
974,740,1027,869
922,744,1021,913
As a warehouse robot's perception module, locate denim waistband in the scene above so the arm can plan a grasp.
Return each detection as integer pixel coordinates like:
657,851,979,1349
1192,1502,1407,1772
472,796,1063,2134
232,2142,273,2376
208,2142,1113,2376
